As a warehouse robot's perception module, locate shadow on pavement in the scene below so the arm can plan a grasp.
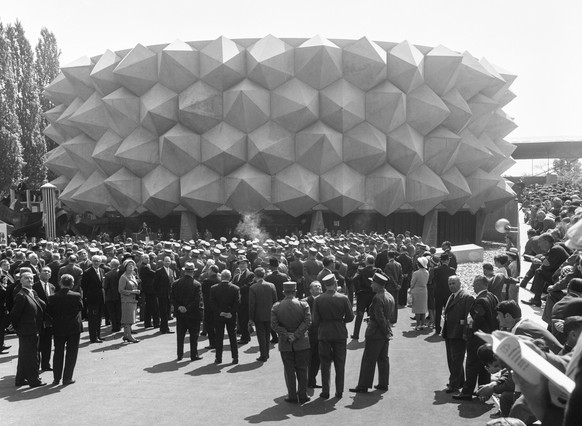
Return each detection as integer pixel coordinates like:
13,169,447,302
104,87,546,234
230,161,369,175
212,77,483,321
185,362,226,376
401,329,430,338
344,392,383,410
243,345,260,354
244,395,338,423
144,359,182,374
0,353,18,364
226,360,263,373
433,389,451,405
457,400,495,419
424,334,444,343
0,374,62,401
347,340,365,350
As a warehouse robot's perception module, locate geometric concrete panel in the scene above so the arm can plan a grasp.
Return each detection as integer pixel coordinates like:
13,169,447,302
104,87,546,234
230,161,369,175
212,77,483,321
181,165,224,218
160,124,201,176
455,129,495,176
386,40,424,94
271,78,319,132
224,164,271,213
104,167,142,217
178,81,223,134
406,164,449,216
343,122,386,174
406,84,450,136
199,36,246,91
43,73,78,106
60,56,95,101
483,178,516,213
387,124,424,175
440,166,472,215
49,175,70,192
90,50,122,96
485,110,518,140
296,121,343,175
223,79,270,133
92,130,124,175
61,134,98,178
478,132,505,173
441,88,472,133
424,126,461,175
342,37,386,91
456,52,498,100
295,35,342,90
43,124,67,146
273,164,319,217
320,79,365,132
102,87,140,138
365,81,406,134
139,83,179,135
423,45,462,96
45,104,68,125
247,35,294,90
45,146,79,180
365,163,406,216
55,98,85,139
68,92,110,140
201,122,247,175
248,121,295,175
320,163,365,216
465,168,502,214
142,165,180,218
467,93,499,121
59,172,87,214
476,57,507,99
71,170,113,217
113,44,159,96
115,127,159,177
159,40,199,93
493,137,517,158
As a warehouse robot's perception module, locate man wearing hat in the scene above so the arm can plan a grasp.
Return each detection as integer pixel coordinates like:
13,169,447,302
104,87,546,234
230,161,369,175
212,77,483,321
312,274,354,399
271,281,312,404
303,248,323,299
170,262,203,361
249,268,277,362
349,273,394,393
232,257,255,345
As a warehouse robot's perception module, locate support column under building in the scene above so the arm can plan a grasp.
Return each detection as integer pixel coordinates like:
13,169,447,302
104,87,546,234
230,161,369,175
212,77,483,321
180,211,198,241
310,211,324,234
41,183,57,241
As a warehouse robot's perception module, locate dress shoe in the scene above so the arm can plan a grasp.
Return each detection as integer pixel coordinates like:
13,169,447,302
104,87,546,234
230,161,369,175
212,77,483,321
349,387,369,393
374,385,388,391
29,381,47,388
308,384,322,389
270,337,278,343
284,397,298,403
42,366,53,372
52,380,60,386
350,335,359,340
2,345,11,350
445,387,458,394
200,331,207,336
91,339,104,343
63,380,76,386
522,299,541,307
452,393,474,401
298,396,311,404
335,392,343,398
177,355,183,361
319,392,330,399
191,356,203,361
256,356,267,362
0,350,8,355
15,380,28,387
205,345,216,350
214,359,222,364
232,358,239,364
237,340,249,345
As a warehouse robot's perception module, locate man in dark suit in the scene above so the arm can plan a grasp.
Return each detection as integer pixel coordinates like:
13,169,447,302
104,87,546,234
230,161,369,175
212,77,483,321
383,251,402,324
232,257,254,345
350,273,395,393
103,259,121,333
442,275,474,394
33,266,55,371
47,253,62,287
432,254,456,334
81,255,105,343
170,262,203,361
153,256,175,334
58,255,83,295
351,255,376,339
397,246,413,307
454,275,499,400
303,280,322,388
10,271,46,388
47,273,83,385
271,281,312,404
313,274,354,399
138,255,158,329
374,242,390,271
249,267,277,362
210,269,240,364
201,265,220,349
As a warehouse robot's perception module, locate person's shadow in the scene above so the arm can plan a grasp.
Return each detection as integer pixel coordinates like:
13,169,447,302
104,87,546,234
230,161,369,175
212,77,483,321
0,374,62,401
345,392,383,410
244,395,338,423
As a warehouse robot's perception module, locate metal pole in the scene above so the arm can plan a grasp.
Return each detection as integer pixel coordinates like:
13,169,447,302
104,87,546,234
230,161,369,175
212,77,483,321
41,183,57,241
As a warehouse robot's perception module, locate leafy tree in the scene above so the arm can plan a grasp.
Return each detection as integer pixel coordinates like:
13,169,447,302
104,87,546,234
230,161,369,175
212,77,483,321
35,27,60,154
553,158,582,188
0,22,24,196
6,21,47,190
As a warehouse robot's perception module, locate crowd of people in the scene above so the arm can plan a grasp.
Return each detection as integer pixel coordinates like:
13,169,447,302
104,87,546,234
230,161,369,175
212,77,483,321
1,206,582,425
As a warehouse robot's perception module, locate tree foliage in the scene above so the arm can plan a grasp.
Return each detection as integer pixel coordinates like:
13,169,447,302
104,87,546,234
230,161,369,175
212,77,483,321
553,158,582,188
6,21,47,190
0,22,24,196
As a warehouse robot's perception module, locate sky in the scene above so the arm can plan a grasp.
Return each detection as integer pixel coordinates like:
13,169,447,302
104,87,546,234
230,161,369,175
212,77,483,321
2,0,581,175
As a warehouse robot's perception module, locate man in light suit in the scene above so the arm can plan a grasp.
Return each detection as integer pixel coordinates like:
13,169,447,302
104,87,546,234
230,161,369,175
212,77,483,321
349,273,395,393
33,266,55,371
81,255,105,343
170,262,203,361
10,271,46,388
47,274,83,386
249,267,277,362
271,281,312,404
442,275,475,394
313,274,354,399
153,256,175,334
